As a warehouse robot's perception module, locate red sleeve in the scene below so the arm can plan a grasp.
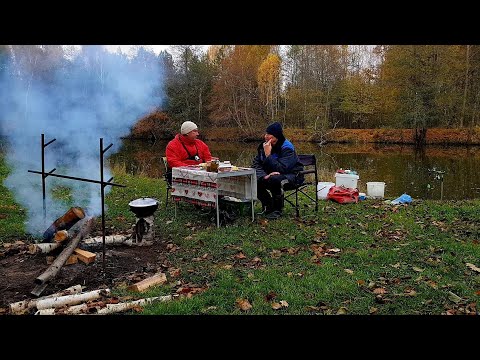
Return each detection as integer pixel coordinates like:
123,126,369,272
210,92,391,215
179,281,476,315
198,140,212,162
166,139,190,168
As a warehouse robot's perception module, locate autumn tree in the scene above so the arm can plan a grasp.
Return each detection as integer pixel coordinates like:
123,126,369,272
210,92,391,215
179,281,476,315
257,53,282,121
209,45,272,134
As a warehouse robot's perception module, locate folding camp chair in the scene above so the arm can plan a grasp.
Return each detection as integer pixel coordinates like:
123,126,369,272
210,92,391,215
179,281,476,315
281,154,319,217
162,157,173,209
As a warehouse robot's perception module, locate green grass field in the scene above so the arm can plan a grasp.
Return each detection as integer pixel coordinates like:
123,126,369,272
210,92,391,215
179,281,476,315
1,158,479,315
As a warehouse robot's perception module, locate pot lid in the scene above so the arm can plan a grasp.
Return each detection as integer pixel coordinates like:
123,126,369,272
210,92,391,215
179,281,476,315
128,197,158,207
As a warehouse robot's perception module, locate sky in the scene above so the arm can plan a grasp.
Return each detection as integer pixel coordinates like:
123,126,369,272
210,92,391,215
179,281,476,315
103,45,209,56
104,45,170,55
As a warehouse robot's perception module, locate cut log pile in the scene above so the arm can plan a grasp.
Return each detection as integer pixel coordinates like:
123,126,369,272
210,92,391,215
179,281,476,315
31,215,95,297
6,207,173,314
9,266,172,314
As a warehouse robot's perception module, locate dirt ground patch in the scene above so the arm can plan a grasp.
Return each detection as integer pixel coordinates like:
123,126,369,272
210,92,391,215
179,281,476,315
0,237,170,312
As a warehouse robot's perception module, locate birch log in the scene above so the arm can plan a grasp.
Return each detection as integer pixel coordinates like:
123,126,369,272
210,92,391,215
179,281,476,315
35,289,110,310
9,285,82,314
83,234,130,245
96,295,172,315
36,303,88,315
28,242,61,254
36,295,172,315
34,217,94,287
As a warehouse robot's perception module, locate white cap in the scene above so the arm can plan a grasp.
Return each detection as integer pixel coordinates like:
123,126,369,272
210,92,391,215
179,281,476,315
181,121,198,135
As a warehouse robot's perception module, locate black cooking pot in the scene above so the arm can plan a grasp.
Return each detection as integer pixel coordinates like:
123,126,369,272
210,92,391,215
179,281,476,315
128,197,159,217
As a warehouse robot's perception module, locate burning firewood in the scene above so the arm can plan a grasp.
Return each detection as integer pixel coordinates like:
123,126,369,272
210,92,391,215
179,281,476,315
32,217,94,297
9,285,83,314
43,207,85,243
53,230,69,243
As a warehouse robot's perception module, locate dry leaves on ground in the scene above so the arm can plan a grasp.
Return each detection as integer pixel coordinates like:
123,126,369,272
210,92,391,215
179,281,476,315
236,298,252,311
466,263,480,273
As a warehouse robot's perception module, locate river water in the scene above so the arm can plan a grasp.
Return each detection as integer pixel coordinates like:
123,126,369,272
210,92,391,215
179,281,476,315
109,140,480,200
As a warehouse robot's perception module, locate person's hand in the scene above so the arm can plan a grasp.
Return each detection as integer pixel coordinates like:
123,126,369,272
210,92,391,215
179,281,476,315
263,139,272,157
264,171,280,180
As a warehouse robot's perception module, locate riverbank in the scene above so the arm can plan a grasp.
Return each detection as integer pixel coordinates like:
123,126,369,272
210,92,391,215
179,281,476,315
201,127,480,145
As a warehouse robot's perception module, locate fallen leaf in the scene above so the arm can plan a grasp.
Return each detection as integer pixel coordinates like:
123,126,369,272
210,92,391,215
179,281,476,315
412,266,424,272
265,291,277,302
466,263,480,273
390,263,401,269
344,269,354,274
165,220,173,225
373,287,387,294
201,306,217,313
357,280,365,286
369,307,378,314
448,291,462,304
271,302,282,310
270,250,282,258
236,298,252,311
336,307,348,315
476,290,480,296
404,288,417,297
279,300,289,307
234,252,246,259
222,264,233,270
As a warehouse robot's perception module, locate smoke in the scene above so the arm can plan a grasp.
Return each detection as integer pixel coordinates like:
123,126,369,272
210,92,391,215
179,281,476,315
0,45,163,236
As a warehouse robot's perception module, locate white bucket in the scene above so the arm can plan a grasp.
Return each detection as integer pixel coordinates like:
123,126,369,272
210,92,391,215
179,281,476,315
317,182,335,200
335,173,359,189
366,182,385,198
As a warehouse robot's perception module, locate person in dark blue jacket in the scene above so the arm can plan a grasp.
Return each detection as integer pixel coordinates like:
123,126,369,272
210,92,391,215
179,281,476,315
252,122,304,220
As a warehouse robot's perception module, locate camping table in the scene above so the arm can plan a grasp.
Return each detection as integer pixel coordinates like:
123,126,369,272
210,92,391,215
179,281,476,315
171,166,257,228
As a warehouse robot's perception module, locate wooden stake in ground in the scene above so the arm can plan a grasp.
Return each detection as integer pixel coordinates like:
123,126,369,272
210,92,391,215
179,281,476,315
9,285,82,314
127,273,167,292
32,217,94,297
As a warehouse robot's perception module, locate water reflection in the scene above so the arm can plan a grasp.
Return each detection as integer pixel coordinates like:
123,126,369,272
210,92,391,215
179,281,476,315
109,139,480,200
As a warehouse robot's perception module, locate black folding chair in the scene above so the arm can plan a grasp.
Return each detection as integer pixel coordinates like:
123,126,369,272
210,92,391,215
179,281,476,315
162,157,173,209
281,154,319,217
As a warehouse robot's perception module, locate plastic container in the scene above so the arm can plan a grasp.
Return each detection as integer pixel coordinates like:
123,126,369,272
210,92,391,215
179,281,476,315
359,192,366,201
317,182,335,200
366,182,385,198
335,173,359,189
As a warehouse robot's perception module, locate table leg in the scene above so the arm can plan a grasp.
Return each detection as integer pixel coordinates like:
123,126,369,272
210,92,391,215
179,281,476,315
251,174,255,222
216,187,220,228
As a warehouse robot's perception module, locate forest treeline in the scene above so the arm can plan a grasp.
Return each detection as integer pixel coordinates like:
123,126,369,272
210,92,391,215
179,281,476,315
1,45,479,145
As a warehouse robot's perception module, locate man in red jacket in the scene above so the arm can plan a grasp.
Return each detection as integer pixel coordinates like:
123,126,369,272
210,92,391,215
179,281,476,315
165,121,212,182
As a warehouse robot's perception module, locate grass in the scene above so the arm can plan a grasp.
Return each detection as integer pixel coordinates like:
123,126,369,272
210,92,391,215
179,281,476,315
1,157,479,315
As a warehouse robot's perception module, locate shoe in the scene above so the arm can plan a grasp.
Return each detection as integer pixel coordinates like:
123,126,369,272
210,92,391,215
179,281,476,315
265,210,282,220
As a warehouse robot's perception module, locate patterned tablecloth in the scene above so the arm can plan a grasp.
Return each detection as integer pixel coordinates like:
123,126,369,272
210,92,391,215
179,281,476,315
171,166,257,207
